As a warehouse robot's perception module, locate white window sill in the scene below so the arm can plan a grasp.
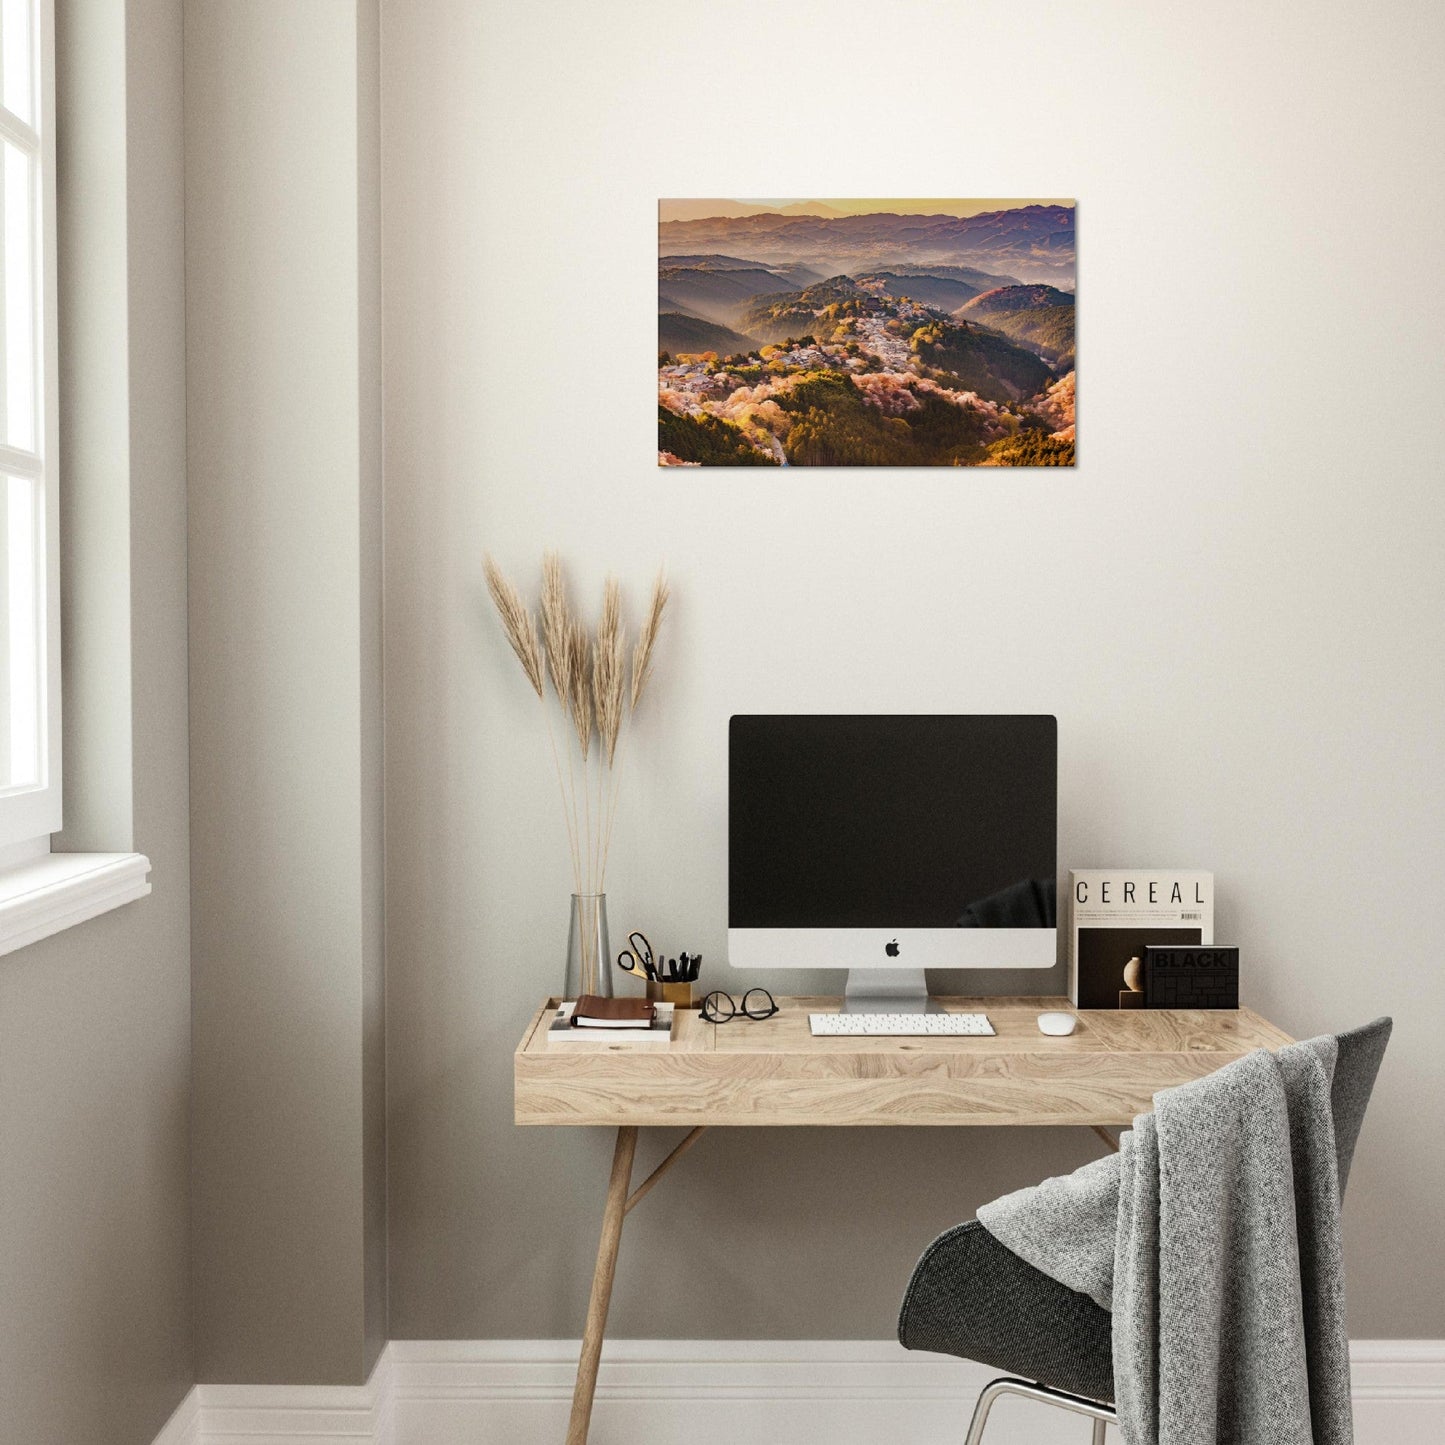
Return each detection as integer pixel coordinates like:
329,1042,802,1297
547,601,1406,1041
0,852,152,958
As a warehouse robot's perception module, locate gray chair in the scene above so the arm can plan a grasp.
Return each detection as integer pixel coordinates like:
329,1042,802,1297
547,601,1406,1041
898,1018,1392,1444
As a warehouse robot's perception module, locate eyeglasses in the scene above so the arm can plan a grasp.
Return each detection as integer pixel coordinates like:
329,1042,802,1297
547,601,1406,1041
700,988,779,1023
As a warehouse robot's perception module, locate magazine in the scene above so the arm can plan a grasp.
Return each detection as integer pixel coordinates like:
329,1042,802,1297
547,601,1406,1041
1068,870,1213,1009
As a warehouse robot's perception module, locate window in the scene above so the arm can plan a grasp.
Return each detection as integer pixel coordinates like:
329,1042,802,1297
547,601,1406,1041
0,0,57,854
0,0,149,951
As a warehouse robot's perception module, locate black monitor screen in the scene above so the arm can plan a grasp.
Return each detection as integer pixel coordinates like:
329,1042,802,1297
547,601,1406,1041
728,715,1057,929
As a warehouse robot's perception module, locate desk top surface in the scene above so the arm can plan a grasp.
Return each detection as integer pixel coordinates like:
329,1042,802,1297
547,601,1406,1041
514,996,1293,1128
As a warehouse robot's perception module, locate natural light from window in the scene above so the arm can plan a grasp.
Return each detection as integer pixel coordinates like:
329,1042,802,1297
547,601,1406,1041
0,0,151,954
0,0,55,829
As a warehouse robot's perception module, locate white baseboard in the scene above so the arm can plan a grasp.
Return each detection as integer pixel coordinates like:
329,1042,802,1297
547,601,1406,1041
152,1338,1445,1445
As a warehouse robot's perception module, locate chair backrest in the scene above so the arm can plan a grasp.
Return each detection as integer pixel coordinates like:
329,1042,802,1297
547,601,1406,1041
1331,1016,1392,1198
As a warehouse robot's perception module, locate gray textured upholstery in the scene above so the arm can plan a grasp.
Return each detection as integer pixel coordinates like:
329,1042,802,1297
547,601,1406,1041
898,1217,1116,1400
898,1018,1392,1403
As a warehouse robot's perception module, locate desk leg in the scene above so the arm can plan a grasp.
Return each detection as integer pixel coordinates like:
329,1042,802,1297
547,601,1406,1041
566,1125,638,1445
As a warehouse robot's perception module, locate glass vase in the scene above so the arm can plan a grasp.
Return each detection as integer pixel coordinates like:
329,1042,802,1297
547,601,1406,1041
564,893,611,1001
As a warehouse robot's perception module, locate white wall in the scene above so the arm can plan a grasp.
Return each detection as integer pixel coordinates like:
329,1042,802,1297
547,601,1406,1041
382,0,1445,1341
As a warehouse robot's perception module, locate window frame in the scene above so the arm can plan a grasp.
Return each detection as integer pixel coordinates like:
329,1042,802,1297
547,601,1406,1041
0,0,150,960
0,0,60,850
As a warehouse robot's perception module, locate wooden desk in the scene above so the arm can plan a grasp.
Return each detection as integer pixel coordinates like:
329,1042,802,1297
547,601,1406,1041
514,996,1292,1444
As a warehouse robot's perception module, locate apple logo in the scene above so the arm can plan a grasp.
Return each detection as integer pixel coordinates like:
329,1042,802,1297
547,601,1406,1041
885,939,900,957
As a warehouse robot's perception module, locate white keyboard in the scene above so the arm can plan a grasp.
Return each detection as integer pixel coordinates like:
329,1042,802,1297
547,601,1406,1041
808,1012,995,1037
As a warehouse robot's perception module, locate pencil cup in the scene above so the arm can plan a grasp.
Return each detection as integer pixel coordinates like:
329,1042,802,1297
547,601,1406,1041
647,980,693,1009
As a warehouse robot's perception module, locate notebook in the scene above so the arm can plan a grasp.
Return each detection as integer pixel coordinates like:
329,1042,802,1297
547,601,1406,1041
546,1000,674,1045
573,995,655,1028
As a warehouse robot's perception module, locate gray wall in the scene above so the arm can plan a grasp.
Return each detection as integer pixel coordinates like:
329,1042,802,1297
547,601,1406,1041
382,0,1445,1343
0,1,193,1442
186,0,386,1387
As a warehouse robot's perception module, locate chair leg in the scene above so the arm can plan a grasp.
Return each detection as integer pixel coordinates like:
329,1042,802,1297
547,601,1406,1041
963,1377,1117,1445
962,1379,1011,1445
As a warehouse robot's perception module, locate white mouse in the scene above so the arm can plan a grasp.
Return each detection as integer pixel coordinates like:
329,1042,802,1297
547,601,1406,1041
1037,1011,1078,1037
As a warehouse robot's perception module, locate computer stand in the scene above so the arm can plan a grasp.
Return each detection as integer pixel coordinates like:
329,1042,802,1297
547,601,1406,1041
840,967,940,1014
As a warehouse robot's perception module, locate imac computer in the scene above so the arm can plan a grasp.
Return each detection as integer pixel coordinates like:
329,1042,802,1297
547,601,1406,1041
728,714,1058,1013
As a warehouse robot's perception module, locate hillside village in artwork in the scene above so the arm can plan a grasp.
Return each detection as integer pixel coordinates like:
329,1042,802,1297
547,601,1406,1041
658,201,1076,468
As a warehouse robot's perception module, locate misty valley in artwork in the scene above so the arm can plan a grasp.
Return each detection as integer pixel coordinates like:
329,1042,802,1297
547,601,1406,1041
658,199,1075,468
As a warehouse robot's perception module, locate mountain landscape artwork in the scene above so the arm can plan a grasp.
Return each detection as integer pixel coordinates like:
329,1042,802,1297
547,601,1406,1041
659,199,1076,468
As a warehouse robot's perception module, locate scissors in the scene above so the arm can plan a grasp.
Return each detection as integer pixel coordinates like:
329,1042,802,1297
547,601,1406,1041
616,931,657,981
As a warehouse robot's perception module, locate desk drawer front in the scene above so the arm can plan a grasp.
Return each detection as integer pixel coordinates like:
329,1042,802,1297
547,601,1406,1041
514,1048,1251,1127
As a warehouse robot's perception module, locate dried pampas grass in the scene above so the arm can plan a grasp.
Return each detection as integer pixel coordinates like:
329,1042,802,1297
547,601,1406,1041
483,555,543,699
483,552,670,895
540,552,572,704
567,618,593,761
593,579,626,768
631,569,670,709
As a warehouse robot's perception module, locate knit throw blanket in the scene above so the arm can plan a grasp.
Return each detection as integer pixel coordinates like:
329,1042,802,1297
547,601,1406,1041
977,1038,1353,1445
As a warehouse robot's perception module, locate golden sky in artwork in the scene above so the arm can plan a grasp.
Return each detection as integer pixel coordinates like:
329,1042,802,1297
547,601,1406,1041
658,198,1073,223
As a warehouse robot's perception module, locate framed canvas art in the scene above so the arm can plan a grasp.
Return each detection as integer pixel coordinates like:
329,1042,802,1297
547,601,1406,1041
658,199,1075,468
